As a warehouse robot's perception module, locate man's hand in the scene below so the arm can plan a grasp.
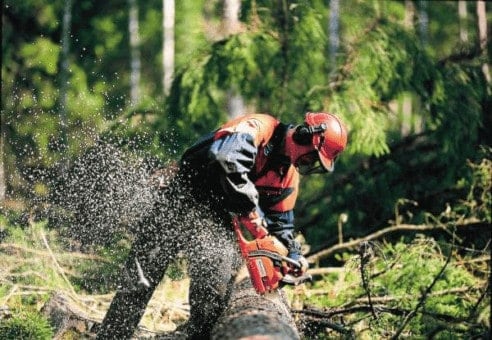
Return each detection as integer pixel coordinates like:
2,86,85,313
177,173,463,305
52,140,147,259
287,239,309,276
292,255,309,276
238,209,268,239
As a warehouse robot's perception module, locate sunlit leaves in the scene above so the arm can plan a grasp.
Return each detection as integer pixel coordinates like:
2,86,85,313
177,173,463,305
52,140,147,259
20,38,60,75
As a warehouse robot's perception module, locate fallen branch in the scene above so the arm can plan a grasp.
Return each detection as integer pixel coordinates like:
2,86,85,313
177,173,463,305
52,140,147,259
0,285,18,305
342,286,484,306
0,243,110,262
307,218,481,263
307,267,344,276
455,255,491,266
294,303,470,324
39,228,78,297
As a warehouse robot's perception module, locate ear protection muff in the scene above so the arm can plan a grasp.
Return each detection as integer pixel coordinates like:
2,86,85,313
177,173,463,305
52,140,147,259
292,123,327,145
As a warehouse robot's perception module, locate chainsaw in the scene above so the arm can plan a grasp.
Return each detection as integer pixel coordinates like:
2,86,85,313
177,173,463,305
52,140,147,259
233,217,312,294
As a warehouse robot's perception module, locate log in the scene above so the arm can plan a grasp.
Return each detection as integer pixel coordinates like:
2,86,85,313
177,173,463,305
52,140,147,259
40,293,159,339
211,279,300,340
41,293,100,339
40,278,301,340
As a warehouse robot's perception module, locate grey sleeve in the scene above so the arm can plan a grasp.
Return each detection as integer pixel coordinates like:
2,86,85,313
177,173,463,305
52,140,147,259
208,132,259,214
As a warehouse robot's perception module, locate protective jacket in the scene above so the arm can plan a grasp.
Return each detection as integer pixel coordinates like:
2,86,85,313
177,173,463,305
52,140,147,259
180,114,301,257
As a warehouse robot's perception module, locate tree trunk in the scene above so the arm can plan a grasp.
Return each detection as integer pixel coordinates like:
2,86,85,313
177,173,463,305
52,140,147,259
328,0,339,66
211,279,300,340
417,0,428,44
459,0,468,43
128,0,141,106
223,0,245,118
223,0,241,35
404,0,415,29
401,1,416,137
162,0,175,96
477,0,490,84
59,0,72,154
0,111,5,203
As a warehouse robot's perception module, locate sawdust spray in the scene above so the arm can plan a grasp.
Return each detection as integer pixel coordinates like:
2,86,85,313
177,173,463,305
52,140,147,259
49,139,241,335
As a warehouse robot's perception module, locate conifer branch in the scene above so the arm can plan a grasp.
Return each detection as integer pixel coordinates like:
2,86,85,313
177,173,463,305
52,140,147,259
390,239,454,339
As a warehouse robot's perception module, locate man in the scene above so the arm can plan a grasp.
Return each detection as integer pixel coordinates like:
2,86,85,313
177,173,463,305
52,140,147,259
97,112,347,339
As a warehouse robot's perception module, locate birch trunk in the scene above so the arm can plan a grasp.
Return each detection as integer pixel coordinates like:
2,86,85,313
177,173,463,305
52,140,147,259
417,0,428,44
223,0,244,118
128,0,141,106
59,0,72,153
477,1,490,84
162,0,175,96
401,1,415,137
0,114,5,203
459,0,468,43
329,0,339,66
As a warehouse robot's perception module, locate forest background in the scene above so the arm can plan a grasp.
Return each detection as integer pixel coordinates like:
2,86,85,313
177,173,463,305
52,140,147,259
1,0,490,339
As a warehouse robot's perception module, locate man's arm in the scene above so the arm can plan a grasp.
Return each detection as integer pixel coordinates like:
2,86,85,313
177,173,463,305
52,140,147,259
209,132,259,213
208,132,269,239
264,210,301,259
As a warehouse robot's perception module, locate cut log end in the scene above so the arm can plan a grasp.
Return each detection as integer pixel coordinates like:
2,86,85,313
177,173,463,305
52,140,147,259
211,280,300,340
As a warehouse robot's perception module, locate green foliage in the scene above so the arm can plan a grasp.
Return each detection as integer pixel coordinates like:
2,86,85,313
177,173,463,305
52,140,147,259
162,0,342,153
0,218,129,297
304,236,489,339
0,310,54,340
326,18,437,157
461,151,492,222
20,37,60,75
69,238,131,294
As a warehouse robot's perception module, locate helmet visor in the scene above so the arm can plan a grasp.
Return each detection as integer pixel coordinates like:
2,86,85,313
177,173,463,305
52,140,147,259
317,151,336,173
296,151,334,175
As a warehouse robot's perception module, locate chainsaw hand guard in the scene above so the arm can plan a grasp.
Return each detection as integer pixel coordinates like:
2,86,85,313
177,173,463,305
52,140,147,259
238,210,268,239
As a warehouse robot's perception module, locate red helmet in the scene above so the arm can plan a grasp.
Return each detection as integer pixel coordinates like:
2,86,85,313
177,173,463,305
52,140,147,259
292,112,348,173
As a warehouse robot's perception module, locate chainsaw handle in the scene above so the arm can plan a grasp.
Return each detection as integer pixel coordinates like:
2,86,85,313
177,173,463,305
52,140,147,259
234,215,302,269
281,255,301,269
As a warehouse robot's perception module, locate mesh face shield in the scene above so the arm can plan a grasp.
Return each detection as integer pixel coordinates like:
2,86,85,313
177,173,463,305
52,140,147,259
296,150,335,175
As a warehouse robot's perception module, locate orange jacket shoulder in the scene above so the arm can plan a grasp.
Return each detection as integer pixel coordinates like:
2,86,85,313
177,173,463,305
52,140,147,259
215,114,278,147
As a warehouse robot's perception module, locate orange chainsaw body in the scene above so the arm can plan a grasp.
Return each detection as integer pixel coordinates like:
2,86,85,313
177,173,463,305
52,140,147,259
233,217,289,294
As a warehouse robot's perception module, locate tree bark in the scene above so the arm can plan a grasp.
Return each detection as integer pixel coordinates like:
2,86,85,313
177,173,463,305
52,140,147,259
223,0,241,35
162,0,175,96
459,0,468,43
223,0,245,119
0,112,5,203
59,0,72,156
417,0,428,44
328,0,339,66
211,279,300,340
128,0,141,106
477,0,490,84
41,278,301,340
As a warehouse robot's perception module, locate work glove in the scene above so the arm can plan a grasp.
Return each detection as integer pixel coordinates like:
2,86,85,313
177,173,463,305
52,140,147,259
287,240,309,276
293,255,309,276
238,209,268,239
